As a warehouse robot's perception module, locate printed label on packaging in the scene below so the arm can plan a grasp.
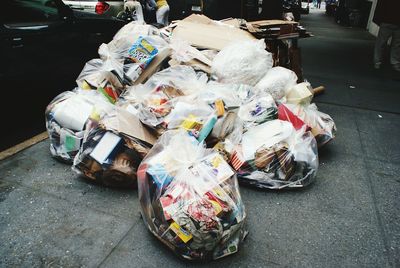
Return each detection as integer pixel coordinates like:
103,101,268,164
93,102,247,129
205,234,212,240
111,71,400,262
147,164,173,188
180,114,203,131
215,99,225,117
89,132,122,164
169,222,193,243
231,149,245,170
128,37,158,69
209,200,223,215
207,154,234,183
97,86,118,104
60,129,81,153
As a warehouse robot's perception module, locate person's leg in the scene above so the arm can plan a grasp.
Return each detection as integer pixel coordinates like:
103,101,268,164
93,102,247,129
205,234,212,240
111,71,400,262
162,5,170,26
374,23,393,68
389,25,400,70
124,1,144,23
156,5,169,26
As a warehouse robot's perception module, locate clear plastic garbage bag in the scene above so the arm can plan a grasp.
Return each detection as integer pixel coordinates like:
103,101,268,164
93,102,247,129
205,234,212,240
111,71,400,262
72,108,155,187
232,120,318,189
99,34,169,86
238,93,278,130
278,103,337,147
194,82,255,111
45,88,114,163
113,21,162,45
119,66,214,137
138,130,247,260
76,58,125,103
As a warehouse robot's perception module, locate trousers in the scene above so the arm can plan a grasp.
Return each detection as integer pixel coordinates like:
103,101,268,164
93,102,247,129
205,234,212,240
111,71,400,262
156,5,170,26
374,23,400,67
124,0,144,23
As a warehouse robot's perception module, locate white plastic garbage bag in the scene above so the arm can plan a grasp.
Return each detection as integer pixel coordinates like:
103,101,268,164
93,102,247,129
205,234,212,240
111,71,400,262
212,40,273,86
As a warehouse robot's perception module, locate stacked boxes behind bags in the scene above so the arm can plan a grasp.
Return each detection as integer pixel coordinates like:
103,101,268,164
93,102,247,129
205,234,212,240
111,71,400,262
138,131,247,260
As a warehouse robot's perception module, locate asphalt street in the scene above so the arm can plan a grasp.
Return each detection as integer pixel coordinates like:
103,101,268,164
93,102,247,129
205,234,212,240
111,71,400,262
1,7,399,268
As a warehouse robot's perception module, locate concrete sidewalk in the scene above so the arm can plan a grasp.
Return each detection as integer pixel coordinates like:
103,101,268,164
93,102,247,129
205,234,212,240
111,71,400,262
1,9,399,268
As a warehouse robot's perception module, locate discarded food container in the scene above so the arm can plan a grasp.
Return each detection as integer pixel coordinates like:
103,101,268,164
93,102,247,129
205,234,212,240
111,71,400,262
285,82,314,105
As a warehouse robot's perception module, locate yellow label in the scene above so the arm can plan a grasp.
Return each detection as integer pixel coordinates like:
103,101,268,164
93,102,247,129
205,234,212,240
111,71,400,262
211,155,223,168
180,114,202,130
150,98,162,106
90,108,100,122
212,187,226,200
215,100,225,117
209,200,223,215
170,222,192,243
81,80,92,90
140,38,156,54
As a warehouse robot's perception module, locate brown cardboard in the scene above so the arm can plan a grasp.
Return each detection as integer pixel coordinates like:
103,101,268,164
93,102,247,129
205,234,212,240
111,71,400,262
168,58,211,74
182,14,215,24
220,18,242,28
102,108,157,145
248,20,298,28
133,48,172,85
172,20,256,51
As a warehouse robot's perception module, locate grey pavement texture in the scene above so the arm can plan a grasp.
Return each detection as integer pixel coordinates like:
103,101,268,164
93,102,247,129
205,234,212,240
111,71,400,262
1,9,400,268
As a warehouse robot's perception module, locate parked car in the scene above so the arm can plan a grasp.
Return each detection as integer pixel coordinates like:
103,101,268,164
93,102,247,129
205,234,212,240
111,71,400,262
0,0,125,151
62,0,125,17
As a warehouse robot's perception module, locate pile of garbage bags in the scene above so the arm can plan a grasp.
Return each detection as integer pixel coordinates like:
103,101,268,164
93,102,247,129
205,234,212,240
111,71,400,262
45,19,336,261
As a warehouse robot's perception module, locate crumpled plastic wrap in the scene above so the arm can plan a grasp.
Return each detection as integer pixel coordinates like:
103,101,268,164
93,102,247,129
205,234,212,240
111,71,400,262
212,40,273,86
195,82,254,111
145,65,208,96
119,66,214,137
120,65,207,104
113,21,162,45
232,120,318,189
101,33,169,86
76,58,125,103
278,103,337,147
170,39,213,65
255,66,298,101
81,25,170,102
238,93,278,130
45,89,113,163
138,130,247,260
72,108,155,187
